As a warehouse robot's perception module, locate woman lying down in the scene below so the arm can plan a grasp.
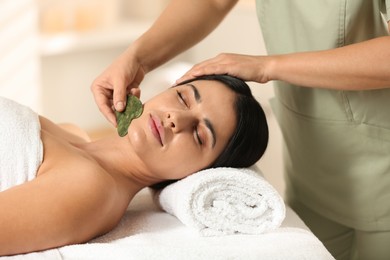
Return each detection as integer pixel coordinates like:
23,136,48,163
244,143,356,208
0,75,268,256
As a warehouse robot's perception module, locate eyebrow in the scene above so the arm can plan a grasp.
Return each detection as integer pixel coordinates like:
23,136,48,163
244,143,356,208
186,83,216,148
186,83,201,102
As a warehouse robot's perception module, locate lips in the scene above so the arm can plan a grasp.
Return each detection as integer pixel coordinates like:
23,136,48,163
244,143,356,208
149,114,163,146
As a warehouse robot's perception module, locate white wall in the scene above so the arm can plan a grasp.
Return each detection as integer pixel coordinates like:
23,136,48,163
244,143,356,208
0,0,41,111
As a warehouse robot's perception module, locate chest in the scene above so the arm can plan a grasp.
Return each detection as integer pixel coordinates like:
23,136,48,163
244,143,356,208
37,130,94,177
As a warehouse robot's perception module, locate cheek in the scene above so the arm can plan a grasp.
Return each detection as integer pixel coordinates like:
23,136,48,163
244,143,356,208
126,118,147,153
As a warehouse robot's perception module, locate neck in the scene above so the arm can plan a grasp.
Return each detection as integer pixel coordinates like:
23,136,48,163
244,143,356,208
77,134,161,191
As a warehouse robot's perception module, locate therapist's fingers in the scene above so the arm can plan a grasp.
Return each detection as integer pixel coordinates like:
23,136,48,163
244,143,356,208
112,64,145,112
112,78,128,113
176,53,272,85
175,54,234,84
176,62,237,84
182,64,227,83
130,87,141,99
92,83,117,126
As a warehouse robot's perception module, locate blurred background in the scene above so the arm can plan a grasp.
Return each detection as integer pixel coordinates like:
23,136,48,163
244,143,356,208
0,0,285,195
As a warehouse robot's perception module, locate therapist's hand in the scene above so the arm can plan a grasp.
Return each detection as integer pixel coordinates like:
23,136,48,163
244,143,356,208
91,51,144,126
176,53,274,85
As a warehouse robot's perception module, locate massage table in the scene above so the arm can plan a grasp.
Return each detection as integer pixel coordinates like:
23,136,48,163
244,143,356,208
3,188,334,260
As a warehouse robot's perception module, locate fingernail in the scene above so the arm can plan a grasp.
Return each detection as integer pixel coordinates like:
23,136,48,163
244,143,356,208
116,102,124,111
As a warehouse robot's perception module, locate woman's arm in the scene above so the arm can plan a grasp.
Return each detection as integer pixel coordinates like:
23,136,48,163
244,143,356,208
177,33,390,91
0,166,118,256
91,0,239,125
273,20,389,89
130,0,239,73
269,36,390,90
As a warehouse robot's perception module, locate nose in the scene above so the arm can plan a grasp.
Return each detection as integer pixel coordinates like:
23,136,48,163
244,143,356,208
165,110,196,132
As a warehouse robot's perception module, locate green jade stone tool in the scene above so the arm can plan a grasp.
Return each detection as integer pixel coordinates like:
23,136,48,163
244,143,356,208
115,95,143,137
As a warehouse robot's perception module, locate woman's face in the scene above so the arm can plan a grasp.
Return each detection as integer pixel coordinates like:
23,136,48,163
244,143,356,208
127,79,237,180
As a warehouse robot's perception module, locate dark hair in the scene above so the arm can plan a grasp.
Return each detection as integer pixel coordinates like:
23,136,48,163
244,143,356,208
192,75,268,167
150,74,269,189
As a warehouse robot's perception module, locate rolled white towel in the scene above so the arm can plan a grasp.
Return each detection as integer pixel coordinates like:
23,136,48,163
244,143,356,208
154,167,286,236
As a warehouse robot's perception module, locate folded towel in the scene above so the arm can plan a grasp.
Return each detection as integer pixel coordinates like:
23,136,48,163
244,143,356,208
0,97,43,192
154,167,286,236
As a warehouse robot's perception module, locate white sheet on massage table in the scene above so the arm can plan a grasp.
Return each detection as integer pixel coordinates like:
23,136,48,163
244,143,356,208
2,188,334,260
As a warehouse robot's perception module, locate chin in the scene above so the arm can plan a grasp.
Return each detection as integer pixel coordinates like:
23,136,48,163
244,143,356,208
126,127,146,152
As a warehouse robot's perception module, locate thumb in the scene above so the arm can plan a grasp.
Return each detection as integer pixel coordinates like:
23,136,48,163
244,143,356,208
113,79,128,112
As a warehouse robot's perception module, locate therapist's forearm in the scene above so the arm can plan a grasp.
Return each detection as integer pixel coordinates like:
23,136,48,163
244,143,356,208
270,36,390,90
129,0,238,73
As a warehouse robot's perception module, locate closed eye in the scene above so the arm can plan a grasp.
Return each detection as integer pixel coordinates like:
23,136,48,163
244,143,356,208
176,90,188,108
177,90,201,144
195,127,203,145
177,88,205,146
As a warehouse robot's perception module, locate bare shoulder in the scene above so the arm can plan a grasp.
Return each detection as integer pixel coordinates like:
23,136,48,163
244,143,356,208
0,164,125,255
58,123,91,142
39,116,91,143
41,163,126,233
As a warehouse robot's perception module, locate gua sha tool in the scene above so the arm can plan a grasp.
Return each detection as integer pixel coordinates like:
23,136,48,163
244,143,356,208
115,95,143,137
